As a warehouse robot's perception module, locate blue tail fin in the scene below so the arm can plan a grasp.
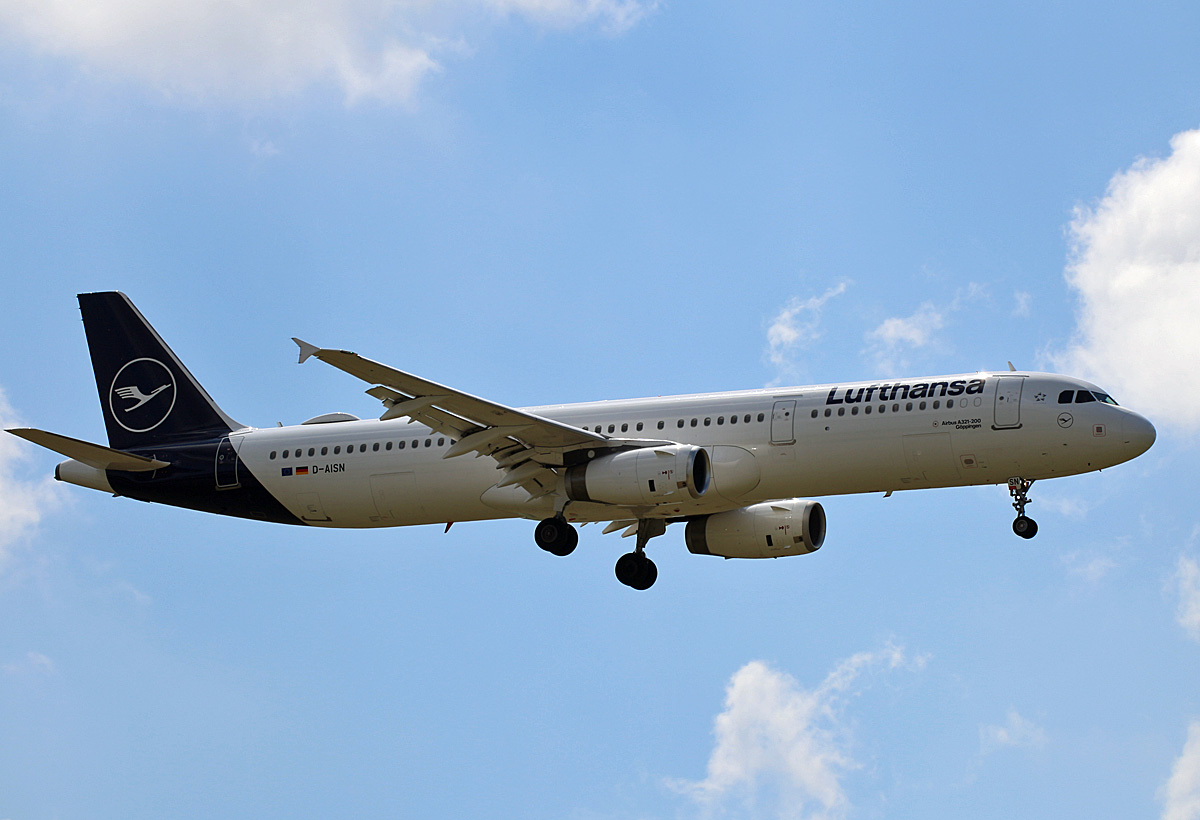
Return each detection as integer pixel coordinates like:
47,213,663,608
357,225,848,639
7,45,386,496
79,292,241,450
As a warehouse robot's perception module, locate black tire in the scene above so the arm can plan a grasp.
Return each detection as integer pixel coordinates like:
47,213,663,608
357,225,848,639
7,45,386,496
630,557,658,590
1012,516,1038,539
615,552,642,586
615,552,657,589
553,524,579,557
534,518,578,556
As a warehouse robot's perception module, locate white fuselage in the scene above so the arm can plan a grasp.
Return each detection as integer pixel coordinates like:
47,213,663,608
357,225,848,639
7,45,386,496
225,371,1154,528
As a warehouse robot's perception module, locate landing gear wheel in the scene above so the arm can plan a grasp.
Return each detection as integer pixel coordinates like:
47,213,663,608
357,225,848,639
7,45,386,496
534,517,578,556
1012,515,1038,539
1007,477,1038,540
615,552,658,590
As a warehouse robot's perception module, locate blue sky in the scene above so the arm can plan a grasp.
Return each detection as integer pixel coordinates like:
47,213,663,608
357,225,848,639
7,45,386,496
3,1,1200,818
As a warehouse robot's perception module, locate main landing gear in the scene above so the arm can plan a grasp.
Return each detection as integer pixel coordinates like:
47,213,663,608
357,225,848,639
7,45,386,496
614,519,665,591
1008,477,1038,539
534,516,578,556
532,516,664,590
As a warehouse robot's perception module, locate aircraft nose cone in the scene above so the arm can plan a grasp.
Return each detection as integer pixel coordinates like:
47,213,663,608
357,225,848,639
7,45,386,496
1123,412,1156,456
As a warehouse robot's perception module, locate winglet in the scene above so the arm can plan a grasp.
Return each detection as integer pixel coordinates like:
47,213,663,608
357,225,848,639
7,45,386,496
1007,361,1017,372
293,338,321,365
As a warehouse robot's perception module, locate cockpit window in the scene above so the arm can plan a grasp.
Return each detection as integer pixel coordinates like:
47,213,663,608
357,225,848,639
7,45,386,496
1093,391,1119,405
1075,390,1096,403
1058,390,1074,404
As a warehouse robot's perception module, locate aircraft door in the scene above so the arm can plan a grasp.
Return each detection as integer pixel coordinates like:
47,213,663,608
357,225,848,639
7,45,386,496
215,435,242,489
993,377,1024,429
771,400,797,445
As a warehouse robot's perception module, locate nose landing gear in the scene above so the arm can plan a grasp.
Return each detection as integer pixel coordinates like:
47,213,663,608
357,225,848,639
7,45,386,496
1008,477,1038,539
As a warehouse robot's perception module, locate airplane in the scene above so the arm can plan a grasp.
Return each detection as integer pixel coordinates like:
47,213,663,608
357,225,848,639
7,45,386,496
7,292,1157,590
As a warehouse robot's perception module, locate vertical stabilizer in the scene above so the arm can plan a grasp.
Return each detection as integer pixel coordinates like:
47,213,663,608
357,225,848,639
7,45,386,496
78,292,241,449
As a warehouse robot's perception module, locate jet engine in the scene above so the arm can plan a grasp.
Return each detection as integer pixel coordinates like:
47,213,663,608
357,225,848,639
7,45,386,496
685,499,826,559
565,444,709,507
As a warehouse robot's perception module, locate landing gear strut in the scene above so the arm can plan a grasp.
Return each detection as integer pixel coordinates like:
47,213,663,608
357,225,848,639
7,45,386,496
534,516,578,556
1008,477,1038,539
615,519,664,590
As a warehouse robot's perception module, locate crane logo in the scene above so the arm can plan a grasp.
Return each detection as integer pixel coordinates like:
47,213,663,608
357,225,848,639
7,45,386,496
109,358,177,433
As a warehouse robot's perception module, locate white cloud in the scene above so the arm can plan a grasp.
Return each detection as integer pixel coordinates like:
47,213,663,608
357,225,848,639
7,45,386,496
1054,128,1200,433
1173,555,1200,642
0,389,63,573
0,0,655,105
671,645,913,820
248,138,281,158
1012,290,1032,318
1162,721,1200,820
979,709,1048,756
865,284,985,376
765,283,848,374
1061,551,1117,583
2,651,56,676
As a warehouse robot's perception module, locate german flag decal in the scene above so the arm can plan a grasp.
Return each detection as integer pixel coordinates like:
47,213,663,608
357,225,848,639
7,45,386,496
296,466,310,476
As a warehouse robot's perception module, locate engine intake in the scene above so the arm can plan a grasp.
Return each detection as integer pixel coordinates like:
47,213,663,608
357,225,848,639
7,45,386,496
565,444,709,507
685,499,826,559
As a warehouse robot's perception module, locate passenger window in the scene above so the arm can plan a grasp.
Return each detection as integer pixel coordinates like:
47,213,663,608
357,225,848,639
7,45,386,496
730,415,738,424
757,413,765,422
1075,390,1096,403
919,402,926,410
438,438,445,446
608,424,615,434
677,420,684,428
878,405,885,414
824,408,831,417
837,407,845,416
386,441,392,450
423,439,431,448
718,416,725,425
372,443,380,451
933,400,940,410
334,446,341,455
906,402,913,411
864,406,872,415
308,448,315,457
282,450,289,458
321,447,328,456
270,451,277,460
1058,390,1074,404
744,414,752,423
811,410,818,419
657,421,664,430
636,422,644,431
398,441,405,450
691,418,698,427
360,444,367,453
621,423,628,433
851,406,859,415
704,418,711,426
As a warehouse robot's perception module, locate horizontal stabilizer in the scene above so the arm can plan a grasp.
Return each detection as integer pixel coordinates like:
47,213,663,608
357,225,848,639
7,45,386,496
6,428,170,472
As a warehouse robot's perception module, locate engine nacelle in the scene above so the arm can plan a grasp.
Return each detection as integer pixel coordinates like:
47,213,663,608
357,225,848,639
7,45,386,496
685,499,826,559
565,445,710,507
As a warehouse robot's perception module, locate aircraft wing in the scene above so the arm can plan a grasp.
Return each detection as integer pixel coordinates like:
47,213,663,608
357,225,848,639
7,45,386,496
294,340,628,498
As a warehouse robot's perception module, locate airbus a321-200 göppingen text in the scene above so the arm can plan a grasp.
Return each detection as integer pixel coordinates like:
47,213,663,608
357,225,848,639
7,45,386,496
8,293,1157,590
